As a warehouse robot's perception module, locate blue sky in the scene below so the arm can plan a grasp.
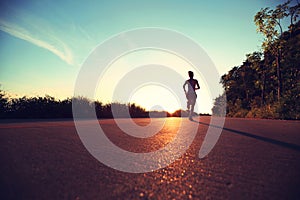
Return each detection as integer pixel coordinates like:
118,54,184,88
0,0,288,113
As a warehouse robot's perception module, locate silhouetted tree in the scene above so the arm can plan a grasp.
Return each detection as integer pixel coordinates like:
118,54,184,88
0,87,8,118
213,0,300,119
254,0,299,101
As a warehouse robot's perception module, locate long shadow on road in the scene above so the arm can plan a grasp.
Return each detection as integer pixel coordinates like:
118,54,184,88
192,120,300,152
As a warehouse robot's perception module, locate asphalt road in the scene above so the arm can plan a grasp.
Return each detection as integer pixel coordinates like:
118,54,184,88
0,117,300,200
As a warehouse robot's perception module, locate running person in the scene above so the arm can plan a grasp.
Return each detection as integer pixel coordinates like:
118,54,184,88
183,71,200,120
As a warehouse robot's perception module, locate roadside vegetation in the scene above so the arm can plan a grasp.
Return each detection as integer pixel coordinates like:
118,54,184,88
213,1,300,119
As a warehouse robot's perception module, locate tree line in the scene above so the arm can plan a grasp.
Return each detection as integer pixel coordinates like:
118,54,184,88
212,0,300,119
0,90,203,119
0,92,153,119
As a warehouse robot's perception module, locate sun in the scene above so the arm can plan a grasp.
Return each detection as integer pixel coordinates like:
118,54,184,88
129,84,181,113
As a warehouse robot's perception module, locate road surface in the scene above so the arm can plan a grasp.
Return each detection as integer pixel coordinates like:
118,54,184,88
0,117,300,199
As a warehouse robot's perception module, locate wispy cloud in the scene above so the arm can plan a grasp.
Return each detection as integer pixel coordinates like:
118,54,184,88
0,19,75,66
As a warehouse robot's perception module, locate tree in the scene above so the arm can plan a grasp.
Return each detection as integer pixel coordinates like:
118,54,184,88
0,87,8,118
288,1,300,35
254,1,290,101
214,23,300,118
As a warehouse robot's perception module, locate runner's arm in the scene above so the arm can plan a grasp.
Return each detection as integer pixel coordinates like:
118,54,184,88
183,81,187,94
195,80,200,90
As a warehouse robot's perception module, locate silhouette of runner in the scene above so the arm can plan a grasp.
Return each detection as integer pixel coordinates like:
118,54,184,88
183,71,200,120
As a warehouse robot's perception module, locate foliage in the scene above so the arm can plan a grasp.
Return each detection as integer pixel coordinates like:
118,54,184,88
213,1,300,119
0,88,8,118
0,93,190,119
